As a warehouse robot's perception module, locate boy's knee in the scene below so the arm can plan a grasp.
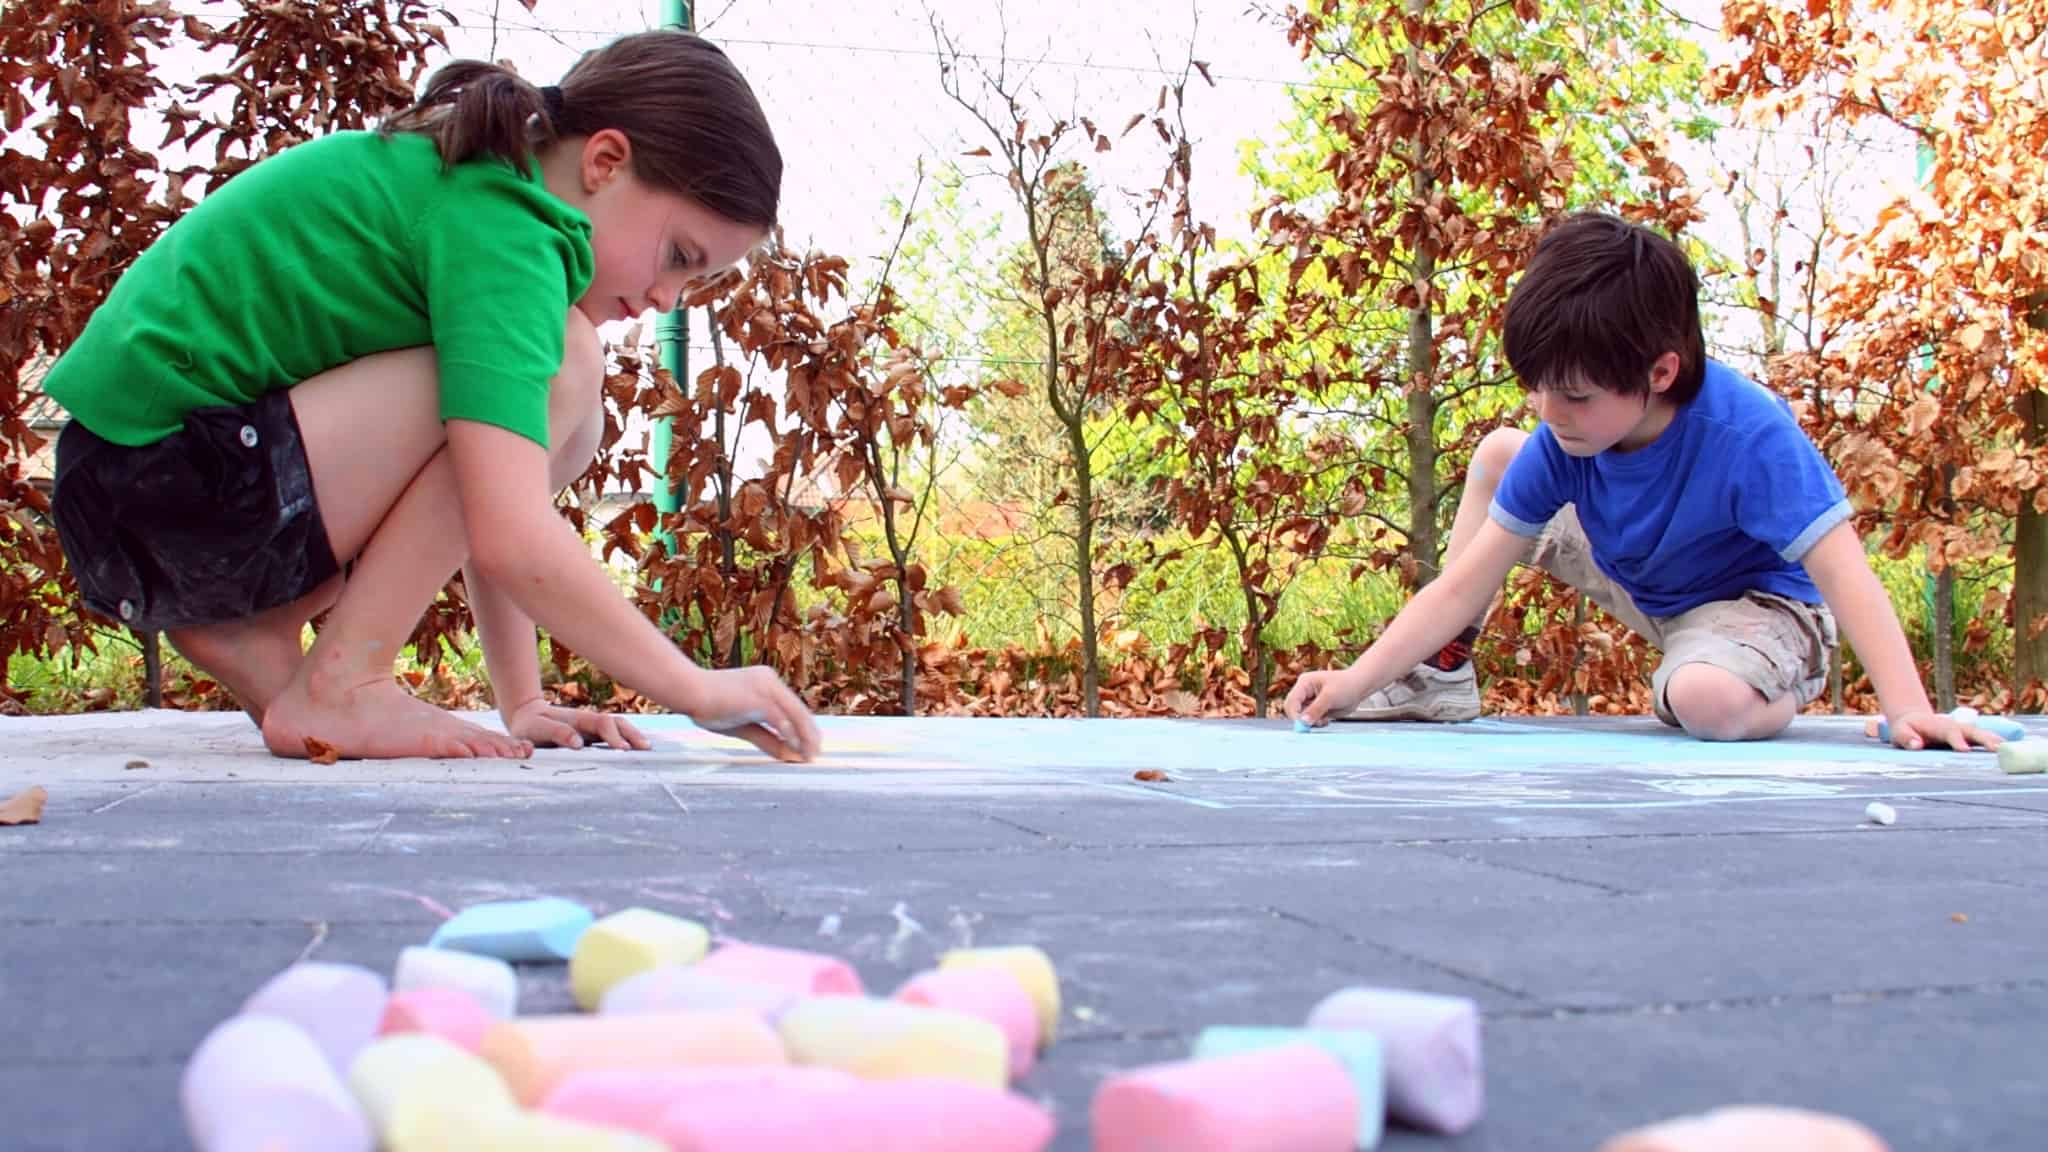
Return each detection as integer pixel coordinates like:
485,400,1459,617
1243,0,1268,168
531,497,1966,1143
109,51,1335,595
1663,663,1774,742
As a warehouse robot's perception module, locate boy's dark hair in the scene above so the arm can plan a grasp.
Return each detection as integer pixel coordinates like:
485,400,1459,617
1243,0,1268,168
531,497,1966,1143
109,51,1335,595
382,29,781,228
1503,211,1705,405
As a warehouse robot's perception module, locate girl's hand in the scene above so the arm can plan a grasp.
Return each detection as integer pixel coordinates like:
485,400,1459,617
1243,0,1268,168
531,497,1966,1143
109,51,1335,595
683,665,822,763
506,698,651,751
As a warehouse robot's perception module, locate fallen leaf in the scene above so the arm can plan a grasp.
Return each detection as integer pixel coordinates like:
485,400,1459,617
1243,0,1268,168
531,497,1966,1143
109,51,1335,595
0,785,48,825
304,737,340,765
1951,913,1969,924
124,759,149,771
1134,770,1170,783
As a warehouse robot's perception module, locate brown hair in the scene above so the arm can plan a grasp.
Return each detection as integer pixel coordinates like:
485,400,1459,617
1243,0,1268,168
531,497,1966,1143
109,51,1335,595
1503,211,1706,405
381,29,781,228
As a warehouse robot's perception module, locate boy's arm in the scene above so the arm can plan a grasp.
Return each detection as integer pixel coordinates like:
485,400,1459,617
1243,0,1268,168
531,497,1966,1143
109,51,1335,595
1800,521,1987,751
1290,519,1529,723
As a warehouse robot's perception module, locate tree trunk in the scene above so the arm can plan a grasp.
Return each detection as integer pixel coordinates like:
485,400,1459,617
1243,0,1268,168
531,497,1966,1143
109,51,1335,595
1223,525,1269,717
1402,1,1442,587
2015,390,2048,706
1933,566,1955,710
1069,418,1101,717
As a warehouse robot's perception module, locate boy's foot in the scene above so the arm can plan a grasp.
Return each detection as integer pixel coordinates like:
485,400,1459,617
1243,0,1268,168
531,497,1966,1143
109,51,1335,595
1333,661,1481,723
261,677,532,760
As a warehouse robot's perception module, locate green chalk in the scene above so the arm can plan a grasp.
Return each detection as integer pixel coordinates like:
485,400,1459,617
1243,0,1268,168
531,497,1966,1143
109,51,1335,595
1998,740,2048,775
1192,1026,1384,1149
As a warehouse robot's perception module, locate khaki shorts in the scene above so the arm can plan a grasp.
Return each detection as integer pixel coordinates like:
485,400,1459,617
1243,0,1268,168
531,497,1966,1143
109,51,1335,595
1525,506,1837,726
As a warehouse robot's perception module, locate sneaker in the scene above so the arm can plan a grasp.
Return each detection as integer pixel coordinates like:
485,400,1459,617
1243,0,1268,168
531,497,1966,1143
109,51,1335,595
1332,661,1481,723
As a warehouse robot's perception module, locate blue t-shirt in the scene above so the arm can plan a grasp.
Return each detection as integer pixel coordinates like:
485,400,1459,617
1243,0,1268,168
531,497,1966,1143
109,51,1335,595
1489,359,1851,618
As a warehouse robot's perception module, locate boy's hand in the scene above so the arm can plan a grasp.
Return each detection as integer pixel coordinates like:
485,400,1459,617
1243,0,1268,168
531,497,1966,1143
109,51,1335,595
1286,668,1366,727
685,665,823,763
1883,710,2002,752
506,699,652,751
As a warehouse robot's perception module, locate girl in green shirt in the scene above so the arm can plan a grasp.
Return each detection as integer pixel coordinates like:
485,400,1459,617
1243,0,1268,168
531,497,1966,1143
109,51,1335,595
46,30,820,764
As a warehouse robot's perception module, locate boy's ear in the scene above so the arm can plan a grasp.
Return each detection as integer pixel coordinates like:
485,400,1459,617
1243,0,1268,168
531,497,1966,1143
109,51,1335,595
580,129,634,191
1647,351,1681,395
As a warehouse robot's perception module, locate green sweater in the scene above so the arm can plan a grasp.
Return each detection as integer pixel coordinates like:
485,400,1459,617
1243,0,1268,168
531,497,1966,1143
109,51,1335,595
44,130,595,450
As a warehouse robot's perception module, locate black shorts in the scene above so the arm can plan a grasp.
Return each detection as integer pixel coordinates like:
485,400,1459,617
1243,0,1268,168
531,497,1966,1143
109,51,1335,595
51,390,341,633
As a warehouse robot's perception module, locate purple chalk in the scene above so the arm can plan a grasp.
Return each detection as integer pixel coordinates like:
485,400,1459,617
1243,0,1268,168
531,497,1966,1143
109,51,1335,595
182,1014,371,1152
1306,986,1481,1135
241,962,389,1076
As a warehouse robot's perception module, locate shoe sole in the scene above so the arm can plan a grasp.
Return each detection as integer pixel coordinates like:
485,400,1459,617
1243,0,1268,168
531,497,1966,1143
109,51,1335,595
1332,698,1481,723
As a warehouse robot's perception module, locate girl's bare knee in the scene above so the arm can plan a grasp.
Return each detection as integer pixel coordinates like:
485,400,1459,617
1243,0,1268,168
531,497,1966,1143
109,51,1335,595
547,311,607,492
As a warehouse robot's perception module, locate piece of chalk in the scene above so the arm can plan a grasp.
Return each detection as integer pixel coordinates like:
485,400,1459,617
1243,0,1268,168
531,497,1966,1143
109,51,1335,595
182,1014,372,1152
395,944,517,1018
1093,1044,1358,1152
570,908,711,1011
346,1033,513,1142
380,984,496,1052
779,996,1009,1087
241,962,389,1076
1999,739,2048,774
939,945,1061,1045
652,1076,1052,1152
1306,987,1481,1135
1978,716,2026,741
601,966,806,1021
1192,1027,1385,1149
429,896,594,961
1294,717,1313,734
411,1110,667,1152
1864,802,1897,826
1951,705,1980,724
894,965,1041,1078
380,983,497,1052
544,1065,855,1139
480,1012,785,1106
1598,1104,1889,1152
692,941,864,997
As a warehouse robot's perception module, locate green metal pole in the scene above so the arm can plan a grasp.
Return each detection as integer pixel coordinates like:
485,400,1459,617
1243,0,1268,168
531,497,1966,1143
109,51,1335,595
1915,134,1956,710
650,0,694,556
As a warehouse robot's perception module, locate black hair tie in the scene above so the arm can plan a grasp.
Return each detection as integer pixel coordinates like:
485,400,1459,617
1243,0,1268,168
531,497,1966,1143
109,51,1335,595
540,85,565,123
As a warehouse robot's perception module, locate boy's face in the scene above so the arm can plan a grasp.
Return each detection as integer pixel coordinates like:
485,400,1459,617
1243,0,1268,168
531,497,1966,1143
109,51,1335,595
1530,352,1681,456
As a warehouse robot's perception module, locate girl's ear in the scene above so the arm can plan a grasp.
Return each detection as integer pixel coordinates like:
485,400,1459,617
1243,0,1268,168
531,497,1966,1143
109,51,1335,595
580,129,635,192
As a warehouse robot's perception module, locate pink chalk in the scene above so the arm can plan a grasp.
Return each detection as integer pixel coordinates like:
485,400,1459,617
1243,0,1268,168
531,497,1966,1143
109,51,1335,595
693,941,864,996
894,965,1041,1078
1306,986,1481,1134
1092,1045,1357,1152
600,966,805,1022
379,984,496,1053
181,1014,372,1152
545,1065,856,1139
655,1075,1053,1152
241,962,389,1075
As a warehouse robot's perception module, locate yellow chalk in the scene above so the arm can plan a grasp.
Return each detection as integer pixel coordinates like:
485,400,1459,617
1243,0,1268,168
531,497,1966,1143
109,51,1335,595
778,997,1008,1088
348,1033,514,1143
569,909,710,1011
393,1105,666,1152
940,946,1061,1046
1999,739,2048,775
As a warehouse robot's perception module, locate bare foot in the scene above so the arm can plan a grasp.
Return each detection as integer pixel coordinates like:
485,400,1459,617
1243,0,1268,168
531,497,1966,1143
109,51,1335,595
262,676,532,761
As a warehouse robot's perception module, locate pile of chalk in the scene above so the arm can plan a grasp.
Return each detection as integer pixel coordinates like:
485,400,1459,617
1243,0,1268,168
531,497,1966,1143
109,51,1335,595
181,895,1888,1151
180,893,1498,1151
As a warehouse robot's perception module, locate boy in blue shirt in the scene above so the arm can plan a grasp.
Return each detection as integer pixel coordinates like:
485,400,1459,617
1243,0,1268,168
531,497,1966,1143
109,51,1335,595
1287,212,1997,751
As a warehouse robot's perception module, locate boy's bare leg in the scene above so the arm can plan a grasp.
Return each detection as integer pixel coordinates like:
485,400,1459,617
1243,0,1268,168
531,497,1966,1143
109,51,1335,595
1662,664,1798,741
257,315,605,760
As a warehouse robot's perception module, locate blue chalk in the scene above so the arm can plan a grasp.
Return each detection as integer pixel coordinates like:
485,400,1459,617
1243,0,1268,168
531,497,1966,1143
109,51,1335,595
427,897,593,962
1192,1026,1384,1149
1878,713,2027,744
1294,717,1313,734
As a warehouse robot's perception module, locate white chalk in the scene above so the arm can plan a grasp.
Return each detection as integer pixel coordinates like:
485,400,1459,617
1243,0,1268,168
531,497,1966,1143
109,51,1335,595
1999,739,2048,775
394,946,517,1019
1864,802,1896,827
241,962,389,1075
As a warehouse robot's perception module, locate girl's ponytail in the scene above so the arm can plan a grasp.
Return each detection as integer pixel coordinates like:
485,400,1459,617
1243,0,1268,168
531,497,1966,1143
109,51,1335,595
381,60,557,172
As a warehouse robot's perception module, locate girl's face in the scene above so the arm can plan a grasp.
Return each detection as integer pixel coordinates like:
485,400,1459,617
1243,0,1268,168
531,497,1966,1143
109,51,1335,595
556,129,766,326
